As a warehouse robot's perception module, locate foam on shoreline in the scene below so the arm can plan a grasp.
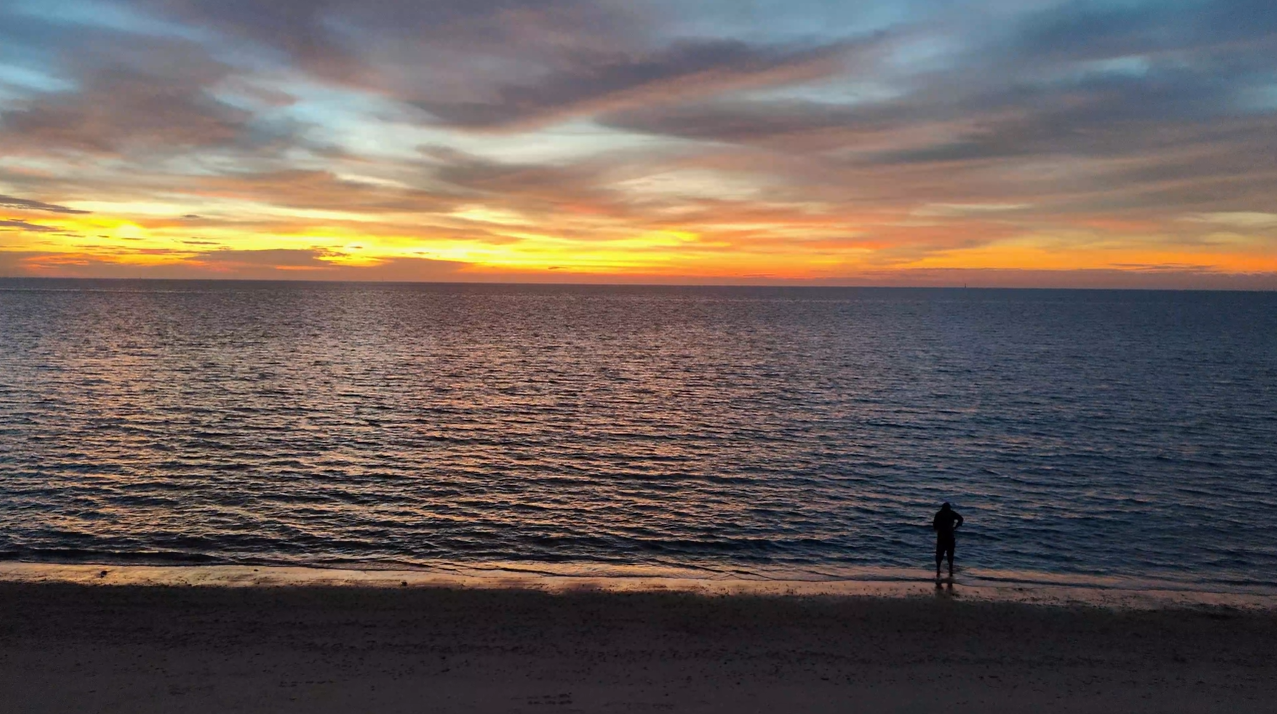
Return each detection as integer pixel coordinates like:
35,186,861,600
2,560,1273,610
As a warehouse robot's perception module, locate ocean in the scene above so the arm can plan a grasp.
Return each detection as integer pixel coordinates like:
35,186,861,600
1,279,1274,592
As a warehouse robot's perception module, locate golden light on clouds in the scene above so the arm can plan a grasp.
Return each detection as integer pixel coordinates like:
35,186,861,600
1,0,1275,288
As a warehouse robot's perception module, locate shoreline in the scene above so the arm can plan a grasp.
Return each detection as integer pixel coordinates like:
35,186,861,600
3,560,1274,610
3,578,1275,713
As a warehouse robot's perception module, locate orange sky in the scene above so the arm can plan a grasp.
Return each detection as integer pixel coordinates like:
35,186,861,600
2,0,1275,288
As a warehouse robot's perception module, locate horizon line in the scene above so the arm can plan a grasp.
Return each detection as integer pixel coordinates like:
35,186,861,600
3,274,1275,293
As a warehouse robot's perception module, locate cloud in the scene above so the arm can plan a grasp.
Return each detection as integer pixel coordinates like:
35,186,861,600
867,68,1259,166
3,0,1276,284
425,147,624,216
0,219,59,232
595,10,1277,223
140,0,367,85
0,37,252,156
1185,212,1277,229
140,0,641,87
0,252,53,276
602,58,1262,168
0,194,89,214
188,169,459,213
139,0,873,131
912,203,1031,217
1006,0,1277,66
192,247,351,268
844,268,1277,290
2,247,471,281
7,247,1271,289
413,39,860,131
600,98,904,147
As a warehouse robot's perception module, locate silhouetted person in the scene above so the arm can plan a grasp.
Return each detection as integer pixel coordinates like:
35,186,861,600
933,502,964,580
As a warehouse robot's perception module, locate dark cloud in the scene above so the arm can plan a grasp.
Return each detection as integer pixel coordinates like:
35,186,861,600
0,219,59,232
0,10,329,162
1008,0,1277,65
1009,2,1182,64
137,0,872,131
413,39,859,130
600,98,908,148
426,147,615,209
419,145,713,226
609,46,1264,153
859,63,1277,214
0,37,251,156
4,0,1275,282
139,0,642,86
141,0,364,85
0,194,89,215
592,1,1277,223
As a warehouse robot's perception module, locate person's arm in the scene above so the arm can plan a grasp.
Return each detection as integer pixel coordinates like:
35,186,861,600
955,513,964,529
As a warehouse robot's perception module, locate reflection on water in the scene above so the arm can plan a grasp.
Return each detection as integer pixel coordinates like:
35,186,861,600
1,280,1275,590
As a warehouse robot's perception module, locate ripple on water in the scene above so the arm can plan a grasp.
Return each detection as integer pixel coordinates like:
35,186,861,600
0,281,1275,590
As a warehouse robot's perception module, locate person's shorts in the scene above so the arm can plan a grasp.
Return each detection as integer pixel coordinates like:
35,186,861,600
936,536,955,560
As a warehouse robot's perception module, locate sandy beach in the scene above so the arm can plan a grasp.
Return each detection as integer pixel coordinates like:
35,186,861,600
2,579,1274,713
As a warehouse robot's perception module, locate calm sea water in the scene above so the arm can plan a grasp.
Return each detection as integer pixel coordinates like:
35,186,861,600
1,280,1274,589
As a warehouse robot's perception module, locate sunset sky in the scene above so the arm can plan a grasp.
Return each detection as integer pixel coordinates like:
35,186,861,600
1,0,1274,287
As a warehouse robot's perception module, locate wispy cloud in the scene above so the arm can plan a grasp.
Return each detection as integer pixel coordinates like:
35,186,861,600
0,219,59,232
0,35,252,156
1185,212,1277,229
0,194,89,214
413,39,865,131
0,0,1274,286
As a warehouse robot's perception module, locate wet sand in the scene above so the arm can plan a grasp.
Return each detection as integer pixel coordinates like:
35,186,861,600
2,580,1274,713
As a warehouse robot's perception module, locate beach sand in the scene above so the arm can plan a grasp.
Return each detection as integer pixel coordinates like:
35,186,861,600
2,580,1274,713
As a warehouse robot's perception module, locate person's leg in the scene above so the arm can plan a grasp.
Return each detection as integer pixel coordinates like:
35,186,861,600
946,542,955,578
935,540,943,579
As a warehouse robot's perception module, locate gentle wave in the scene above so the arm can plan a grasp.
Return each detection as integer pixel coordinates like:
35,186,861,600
1,280,1275,591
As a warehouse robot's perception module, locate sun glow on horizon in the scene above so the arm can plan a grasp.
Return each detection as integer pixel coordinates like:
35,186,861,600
1,0,1275,288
